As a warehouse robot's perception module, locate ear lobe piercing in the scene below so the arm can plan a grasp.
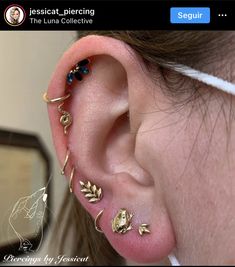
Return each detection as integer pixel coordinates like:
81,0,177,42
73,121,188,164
94,209,104,233
138,224,150,236
61,150,70,175
112,208,133,234
79,181,102,203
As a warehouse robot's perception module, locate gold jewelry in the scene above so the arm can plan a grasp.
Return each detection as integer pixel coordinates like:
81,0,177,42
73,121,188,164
69,167,75,193
43,92,71,103
94,209,104,233
61,150,70,175
42,92,72,135
79,181,102,203
112,209,133,234
58,103,72,135
138,224,150,236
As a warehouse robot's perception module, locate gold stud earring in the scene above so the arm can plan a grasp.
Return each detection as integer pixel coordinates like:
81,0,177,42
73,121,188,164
94,209,104,233
69,167,75,193
43,92,71,103
61,149,70,175
138,224,150,236
79,181,102,203
112,208,133,234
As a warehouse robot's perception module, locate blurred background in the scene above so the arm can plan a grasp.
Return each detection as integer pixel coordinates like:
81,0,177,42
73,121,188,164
0,31,77,262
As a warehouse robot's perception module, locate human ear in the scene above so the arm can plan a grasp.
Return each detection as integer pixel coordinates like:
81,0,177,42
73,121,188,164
46,35,175,263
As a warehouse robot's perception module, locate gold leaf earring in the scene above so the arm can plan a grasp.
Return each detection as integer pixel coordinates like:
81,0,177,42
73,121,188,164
79,181,102,203
138,224,151,236
112,209,133,234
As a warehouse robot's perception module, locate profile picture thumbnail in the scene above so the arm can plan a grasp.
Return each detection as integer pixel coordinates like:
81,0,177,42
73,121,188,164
4,5,26,26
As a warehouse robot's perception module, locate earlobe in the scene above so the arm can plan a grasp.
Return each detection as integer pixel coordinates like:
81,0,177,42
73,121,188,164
45,35,176,263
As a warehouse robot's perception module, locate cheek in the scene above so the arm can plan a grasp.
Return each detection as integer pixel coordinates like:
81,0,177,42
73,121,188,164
135,104,235,260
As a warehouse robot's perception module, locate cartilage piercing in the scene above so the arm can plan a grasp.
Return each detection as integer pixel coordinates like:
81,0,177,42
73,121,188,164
94,209,104,233
69,167,75,193
61,150,70,175
58,103,72,135
112,209,133,234
66,59,90,85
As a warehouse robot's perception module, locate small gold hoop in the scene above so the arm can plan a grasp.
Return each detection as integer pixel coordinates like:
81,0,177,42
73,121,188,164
69,167,75,193
43,92,71,104
94,210,104,233
61,150,70,175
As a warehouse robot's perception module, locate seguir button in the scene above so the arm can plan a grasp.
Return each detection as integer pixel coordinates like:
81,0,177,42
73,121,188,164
170,7,210,24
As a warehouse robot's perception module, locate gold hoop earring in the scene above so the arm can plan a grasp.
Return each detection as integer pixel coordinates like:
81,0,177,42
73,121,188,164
94,210,104,233
43,92,71,103
69,167,75,193
61,150,70,175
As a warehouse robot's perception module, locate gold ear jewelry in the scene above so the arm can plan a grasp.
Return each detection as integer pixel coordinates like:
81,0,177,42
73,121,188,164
69,167,75,193
58,103,72,135
61,150,70,175
43,59,91,193
94,209,104,233
43,93,72,135
79,181,102,203
138,224,150,236
43,92,71,103
112,209,133,234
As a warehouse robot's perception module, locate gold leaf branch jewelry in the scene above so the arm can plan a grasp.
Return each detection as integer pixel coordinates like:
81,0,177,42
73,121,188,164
139,224,151,236
79,181,102,203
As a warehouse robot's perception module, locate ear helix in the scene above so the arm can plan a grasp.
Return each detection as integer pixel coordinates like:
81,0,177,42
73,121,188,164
43,58,151,237
43,58,91,193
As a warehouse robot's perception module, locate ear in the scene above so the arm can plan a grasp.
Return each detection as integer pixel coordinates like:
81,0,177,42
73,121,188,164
46,35,175,263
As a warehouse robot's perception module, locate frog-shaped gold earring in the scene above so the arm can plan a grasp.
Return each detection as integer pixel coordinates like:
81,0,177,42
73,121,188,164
112,208,133,234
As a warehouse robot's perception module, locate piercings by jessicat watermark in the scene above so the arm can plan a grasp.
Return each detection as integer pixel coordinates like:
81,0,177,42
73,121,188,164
3,254,89,265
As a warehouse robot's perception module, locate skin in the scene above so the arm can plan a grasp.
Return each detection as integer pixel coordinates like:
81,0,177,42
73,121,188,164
12,10,20,21
47,34,235,265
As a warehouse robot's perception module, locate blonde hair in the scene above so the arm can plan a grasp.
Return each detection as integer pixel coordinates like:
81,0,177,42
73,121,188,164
10,7,20,24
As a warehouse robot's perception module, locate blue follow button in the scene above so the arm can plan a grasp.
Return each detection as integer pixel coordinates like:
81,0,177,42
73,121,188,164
170,7,210,24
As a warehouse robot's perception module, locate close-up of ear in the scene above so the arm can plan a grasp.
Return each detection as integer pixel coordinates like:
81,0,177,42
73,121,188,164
46,35,176,264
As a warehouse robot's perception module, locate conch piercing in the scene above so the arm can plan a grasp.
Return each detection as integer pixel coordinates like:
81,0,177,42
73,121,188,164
69,167,75,193
138,224,151,236
94,209,104,233
79,181,102,203
61,149,70,175
112,208,133,234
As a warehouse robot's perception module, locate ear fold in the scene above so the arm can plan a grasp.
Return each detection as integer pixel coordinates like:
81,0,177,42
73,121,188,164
46,35,176,263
